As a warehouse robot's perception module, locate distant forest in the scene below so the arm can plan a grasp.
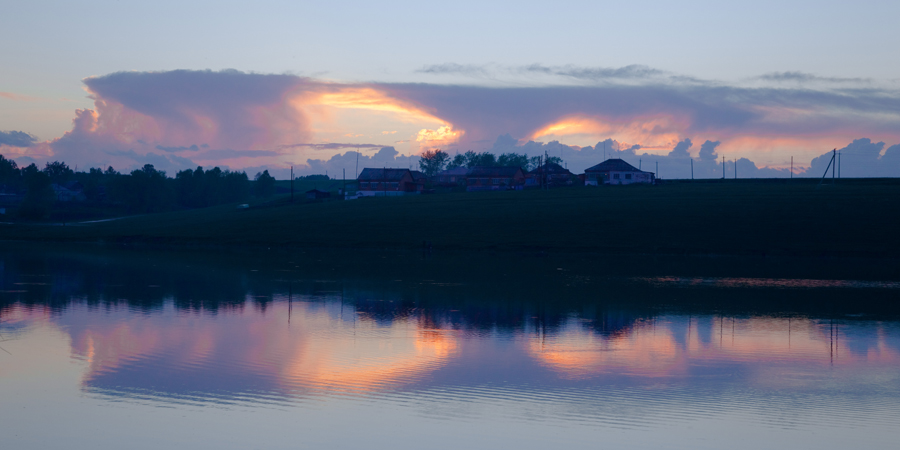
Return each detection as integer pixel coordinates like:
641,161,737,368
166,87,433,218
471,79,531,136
0,155,278,219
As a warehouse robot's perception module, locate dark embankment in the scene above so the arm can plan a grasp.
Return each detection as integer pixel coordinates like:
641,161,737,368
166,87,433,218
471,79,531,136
2,178,899,258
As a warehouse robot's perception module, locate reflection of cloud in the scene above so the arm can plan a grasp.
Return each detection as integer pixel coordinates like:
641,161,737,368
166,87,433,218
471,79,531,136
62,302,458,399
282,327,456,393
528,317,900,380
529,322,682,379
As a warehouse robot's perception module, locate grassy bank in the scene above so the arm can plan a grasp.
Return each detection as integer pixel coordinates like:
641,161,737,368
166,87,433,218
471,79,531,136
2,178,899,258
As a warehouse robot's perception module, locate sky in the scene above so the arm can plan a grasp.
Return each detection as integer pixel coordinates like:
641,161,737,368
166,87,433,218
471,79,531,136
2,0,900,177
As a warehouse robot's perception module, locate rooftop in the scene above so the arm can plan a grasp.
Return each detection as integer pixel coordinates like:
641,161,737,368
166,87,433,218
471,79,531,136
584,159,649,173
358,168,412,181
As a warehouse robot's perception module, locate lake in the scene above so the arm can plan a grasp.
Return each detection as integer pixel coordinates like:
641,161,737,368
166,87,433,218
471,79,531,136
1,244,899,449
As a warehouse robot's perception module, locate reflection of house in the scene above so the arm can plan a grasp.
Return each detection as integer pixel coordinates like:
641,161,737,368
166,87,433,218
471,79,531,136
305,189,330,199
466,166,525,192
357,168,424,196
51,181,86,202
434,167,469,187
525,162,576,188
584,159,655,186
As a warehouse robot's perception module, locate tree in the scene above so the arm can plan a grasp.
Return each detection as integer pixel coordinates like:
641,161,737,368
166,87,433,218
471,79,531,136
0,154,20,190
253,170,276,197
461,151,496,167
18,163,55,219
497,152,529,169
42,161,74,183
447,153,467,169
118,164,173,213
418,149,450,177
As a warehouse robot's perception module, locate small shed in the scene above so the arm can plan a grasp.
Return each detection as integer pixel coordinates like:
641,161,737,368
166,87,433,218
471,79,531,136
305,189,331,199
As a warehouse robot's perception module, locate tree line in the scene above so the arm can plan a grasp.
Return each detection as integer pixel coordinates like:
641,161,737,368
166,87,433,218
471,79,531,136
0,155,277,219
418,150,563,177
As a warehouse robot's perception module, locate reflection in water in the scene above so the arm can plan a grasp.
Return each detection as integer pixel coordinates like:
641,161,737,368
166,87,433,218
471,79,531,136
1,246,900,449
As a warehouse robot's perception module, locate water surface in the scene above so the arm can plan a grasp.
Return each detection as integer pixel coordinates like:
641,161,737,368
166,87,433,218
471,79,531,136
1,245,898,449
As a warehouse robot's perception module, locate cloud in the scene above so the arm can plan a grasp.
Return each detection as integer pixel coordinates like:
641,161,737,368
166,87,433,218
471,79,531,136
0,130,38,147
808,138,900,178
418,63,673,83
758,71,869,84
156,144,203,152
417,63,490,77
81,69,314,150
376,81,900,157
302,146,420,177
0,92,39,102
668,139,692,158
197,149,280,159
698,140,720,161
278,142,386,151
525,64,668,81
9,68,900,178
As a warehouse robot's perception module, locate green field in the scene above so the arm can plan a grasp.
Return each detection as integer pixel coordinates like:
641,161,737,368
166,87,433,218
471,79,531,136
3,178,899,258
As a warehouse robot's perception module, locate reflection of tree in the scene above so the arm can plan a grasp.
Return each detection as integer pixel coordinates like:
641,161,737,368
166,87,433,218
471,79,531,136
3,245,900,330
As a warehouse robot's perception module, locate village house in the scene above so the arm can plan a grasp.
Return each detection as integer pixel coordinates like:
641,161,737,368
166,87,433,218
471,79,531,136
525,162,576,188
434,167,469,187
466,166,525,192
410,170,429,187
357,168,425,196
51,181,86,202
583,159,655,185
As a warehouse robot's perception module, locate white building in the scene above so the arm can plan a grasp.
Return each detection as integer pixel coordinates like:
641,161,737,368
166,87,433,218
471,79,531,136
583,159,655,186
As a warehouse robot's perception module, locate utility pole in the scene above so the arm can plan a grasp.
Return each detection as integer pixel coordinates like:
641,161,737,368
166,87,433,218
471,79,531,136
818,149,837,187
832,149,836,184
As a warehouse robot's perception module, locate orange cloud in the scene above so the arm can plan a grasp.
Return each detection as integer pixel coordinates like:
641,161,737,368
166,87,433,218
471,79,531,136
529,114,687,150
416,125,463,148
